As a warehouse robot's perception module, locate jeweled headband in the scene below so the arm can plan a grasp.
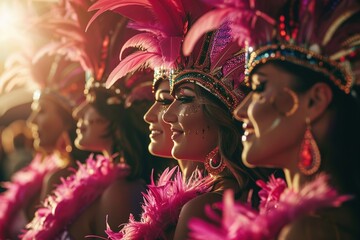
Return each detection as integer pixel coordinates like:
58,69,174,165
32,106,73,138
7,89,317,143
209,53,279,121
182,0,360,95
246,44,354,94
153,67,179,93
173,23,247,112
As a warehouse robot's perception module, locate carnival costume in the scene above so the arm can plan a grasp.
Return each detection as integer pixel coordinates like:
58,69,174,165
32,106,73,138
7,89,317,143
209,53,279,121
0,154,59,239
21,155,130,240
0,11,85,236
189,174,350,240
88,0,253,238
21,1,153,239
105,167,214,240
181,0,360,239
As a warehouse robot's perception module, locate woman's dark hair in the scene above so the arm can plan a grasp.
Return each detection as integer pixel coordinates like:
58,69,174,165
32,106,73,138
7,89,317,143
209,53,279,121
88,84,174,181
265,60,360,200
47,95,90,163
194,84,276,204
88,85,152,180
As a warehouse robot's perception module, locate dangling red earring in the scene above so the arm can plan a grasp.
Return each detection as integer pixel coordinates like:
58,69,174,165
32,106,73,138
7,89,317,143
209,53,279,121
298,118,321,175
204,146,226,175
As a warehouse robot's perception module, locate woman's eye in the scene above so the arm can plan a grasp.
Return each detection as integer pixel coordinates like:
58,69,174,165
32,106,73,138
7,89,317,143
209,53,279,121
156,99,173,105
176,96,195,104
253,82,266,93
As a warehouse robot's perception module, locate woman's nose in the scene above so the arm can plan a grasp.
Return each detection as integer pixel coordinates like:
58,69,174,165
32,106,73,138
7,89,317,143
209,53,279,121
26,111,37,127
162,101,177,124
144,103,157,124
233,93,252,122
72,101,87,120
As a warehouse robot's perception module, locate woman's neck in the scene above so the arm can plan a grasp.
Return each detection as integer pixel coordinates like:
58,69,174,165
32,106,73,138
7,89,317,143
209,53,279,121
102,150,111,158
178,160,204,180
284,167,316,192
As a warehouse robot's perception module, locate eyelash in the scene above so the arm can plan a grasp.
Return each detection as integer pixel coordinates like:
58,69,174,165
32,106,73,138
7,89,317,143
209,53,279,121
253,82,266,93
156,99,173,105
176,96,195,104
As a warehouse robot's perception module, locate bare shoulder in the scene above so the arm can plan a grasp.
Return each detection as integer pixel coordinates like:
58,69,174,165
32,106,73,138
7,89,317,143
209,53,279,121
173,192,223,240
99,178,146,213
94,178,146,235
279,206,360,240
41,168,72,199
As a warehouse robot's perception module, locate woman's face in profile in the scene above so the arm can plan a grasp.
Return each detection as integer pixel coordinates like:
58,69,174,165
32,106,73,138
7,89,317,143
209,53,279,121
163,82,218,162
144,80,174,158
234,63,308,169
27,97,69,153
74,102,112,153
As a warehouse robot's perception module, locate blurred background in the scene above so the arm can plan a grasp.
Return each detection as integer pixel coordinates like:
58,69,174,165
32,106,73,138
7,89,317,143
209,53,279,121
0,0,57,189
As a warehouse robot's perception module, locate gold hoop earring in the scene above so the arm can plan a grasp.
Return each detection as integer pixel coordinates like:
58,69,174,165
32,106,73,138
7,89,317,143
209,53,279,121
298,118,321,175
270,87,299,117
283,87,299,116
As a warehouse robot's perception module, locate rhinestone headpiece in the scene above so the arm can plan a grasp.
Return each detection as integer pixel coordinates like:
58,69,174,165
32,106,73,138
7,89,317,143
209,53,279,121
173,23,247,111
183,0,360,94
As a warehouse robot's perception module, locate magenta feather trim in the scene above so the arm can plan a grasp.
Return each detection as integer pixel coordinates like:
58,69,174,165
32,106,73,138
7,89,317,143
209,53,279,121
106,166,214,240
106,51,162,87
183,0,277,56
87,0,154,30
88,0,211,87
189,173,352,240
21,154,130,240
0,154,59,239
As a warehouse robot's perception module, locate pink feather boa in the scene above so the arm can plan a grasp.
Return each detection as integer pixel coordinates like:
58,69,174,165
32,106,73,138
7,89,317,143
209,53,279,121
106,166,215,240
21,154,130,240
189,174,352,240
0,153,59,239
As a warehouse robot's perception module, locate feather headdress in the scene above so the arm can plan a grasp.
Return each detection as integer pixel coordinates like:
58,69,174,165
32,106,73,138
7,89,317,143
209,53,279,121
37,0,152,107
173,21,248,111
183,0,360,94
0,1,85,115
87,0,211,91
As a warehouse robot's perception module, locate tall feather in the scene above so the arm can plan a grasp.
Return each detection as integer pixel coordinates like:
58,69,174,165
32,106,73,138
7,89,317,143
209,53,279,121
88,0,211,87
107,51,161,87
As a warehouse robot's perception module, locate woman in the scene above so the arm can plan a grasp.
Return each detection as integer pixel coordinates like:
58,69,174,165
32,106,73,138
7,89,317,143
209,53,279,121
164,21,277,239
185,0,360,239
21,1,155,238
88,1,243,239
0,53,86,239
143,71,202,179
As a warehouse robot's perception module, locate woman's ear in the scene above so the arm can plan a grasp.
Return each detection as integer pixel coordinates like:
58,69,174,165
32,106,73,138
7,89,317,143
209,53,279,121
305,82,333,122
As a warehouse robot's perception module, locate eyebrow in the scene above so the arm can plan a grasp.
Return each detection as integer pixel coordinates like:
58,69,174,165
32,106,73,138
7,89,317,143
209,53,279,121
158,90,171,94
175,85,195,94
251,72,267,84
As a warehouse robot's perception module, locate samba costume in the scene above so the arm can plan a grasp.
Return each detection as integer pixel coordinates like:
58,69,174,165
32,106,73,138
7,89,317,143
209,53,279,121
22,0,153,239
21,155,130,240
0,154,58,240
189,174,350,240
0,35,85,239
88,0,219,238
106,167,214,240
182,0,360,239
89,0,269,238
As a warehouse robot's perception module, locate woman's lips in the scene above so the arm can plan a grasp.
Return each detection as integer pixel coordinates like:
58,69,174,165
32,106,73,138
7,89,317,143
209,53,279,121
149,128,163,138
170,127,184,141
242,122,255,142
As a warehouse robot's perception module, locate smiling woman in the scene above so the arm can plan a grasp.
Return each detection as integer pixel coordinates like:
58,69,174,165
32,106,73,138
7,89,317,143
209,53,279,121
183,0,360,239
144,80,174,158
161,22,275,240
